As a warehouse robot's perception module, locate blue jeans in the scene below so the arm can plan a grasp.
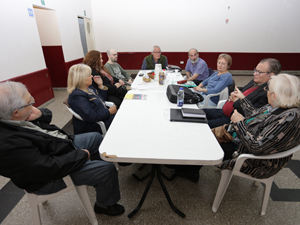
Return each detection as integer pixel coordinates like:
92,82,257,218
34,132,120,205
203,108,231,128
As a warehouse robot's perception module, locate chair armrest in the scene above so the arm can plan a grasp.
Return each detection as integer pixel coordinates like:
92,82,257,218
105,101,115,108
217,100,227,109
202,92,222,107
232,145,300,173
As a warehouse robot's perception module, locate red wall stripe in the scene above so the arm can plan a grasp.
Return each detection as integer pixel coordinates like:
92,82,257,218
42,46,68,87
101,52,300,70
65,58,84,74
4,68,54,107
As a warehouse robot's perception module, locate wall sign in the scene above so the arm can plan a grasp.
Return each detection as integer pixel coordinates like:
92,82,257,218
41,0,45,6
28,8,34,17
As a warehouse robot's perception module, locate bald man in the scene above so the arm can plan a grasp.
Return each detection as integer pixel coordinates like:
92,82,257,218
105,49,133,85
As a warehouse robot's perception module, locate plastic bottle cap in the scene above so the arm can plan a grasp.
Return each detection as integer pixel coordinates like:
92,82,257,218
179,87,183,90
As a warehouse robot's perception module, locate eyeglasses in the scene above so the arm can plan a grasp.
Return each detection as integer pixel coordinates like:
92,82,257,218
153,51,161,54
263,86,269,92
254,68,270,75
17,96,35,110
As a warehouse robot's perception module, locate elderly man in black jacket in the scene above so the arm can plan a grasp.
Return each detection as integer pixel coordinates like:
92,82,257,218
0,81,124,216
203,58,282,128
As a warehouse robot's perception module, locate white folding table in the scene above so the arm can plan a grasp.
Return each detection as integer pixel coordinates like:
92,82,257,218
99,70,224,218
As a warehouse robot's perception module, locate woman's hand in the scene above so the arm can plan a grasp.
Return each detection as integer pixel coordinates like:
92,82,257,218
93,76,103,88
127,79,133,84
108,105,117,114
193,86,203,92
230,109,244,123
115,83,122,88
26,106,42,121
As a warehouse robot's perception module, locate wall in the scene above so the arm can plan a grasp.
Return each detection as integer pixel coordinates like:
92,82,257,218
0,0,92,105
92,0,300,70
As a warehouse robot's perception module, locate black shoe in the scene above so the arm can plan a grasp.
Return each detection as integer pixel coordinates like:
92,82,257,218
94,203,125,216
176,170,200,183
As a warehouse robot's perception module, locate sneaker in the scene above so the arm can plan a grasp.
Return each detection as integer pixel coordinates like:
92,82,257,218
94,203,125,216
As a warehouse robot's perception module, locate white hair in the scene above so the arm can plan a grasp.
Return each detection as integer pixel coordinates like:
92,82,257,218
152,45,161,52
269,73,300,108
0,81,27,120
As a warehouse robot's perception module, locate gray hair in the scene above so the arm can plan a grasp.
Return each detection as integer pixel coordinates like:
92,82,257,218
188,48,198,56
0,81,27,120
260,58,281,75
152,45,161,52
269,73,300,108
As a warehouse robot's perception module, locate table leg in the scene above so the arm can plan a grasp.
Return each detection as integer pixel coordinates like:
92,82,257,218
156,165,186,218
128,164,185,218
128,165,156,218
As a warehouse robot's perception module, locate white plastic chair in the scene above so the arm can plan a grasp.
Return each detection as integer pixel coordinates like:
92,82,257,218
64,101,114,138
216,99,227,109
212,144,300,215
198,81,235,109
25,175,98,225
64,101,119,170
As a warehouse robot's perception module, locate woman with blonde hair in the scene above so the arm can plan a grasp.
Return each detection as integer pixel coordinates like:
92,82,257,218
67,64,117,135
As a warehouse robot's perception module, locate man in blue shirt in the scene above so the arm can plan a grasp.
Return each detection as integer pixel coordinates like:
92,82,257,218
185,48,209,85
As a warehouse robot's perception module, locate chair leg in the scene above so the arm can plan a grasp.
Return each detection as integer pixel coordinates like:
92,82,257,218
114,162,119,171
212,170,233,212
74,185,98,225
26,193,42,225
260,177,274,216
253,181,260,186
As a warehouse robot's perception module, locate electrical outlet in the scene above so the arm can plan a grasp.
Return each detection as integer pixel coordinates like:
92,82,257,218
180,61,184,64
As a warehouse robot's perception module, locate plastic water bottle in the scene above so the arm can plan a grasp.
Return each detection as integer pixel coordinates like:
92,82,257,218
177,87,184,107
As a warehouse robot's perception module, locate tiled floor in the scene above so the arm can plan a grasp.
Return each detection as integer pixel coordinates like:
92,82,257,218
1,75,300,225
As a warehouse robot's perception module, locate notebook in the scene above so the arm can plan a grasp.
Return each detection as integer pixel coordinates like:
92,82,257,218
181,108,206,118
170,108,208,123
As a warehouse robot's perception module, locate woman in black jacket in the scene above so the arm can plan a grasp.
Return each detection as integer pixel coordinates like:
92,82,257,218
83,50,127,108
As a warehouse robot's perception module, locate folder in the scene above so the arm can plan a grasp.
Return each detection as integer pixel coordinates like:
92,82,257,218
170,108,208,123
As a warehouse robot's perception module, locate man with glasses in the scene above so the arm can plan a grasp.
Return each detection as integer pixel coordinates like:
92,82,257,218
141,45,168,70
185,48,209,85
203,58,281,128
105,48,133,85
0,81,125,216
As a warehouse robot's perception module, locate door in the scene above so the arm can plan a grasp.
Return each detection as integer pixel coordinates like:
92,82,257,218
78,17,95,56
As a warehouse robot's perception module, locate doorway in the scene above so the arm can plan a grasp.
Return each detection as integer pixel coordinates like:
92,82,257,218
33,6,67,87
78,17,95,56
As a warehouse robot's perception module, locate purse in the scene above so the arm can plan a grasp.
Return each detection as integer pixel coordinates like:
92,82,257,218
166,84,204,104
211,124,234,143
116,85,127,99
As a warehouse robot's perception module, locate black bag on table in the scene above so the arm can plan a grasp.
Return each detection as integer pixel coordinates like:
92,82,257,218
166,84,204,104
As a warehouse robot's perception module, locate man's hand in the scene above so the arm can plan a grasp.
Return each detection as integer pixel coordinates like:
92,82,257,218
81,149,90,160
119,80,125,86
231,86,245,100
108,105,117,115
230,109,244,123
26,106,42,121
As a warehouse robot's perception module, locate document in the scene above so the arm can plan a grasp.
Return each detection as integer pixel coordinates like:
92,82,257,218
181,108,206,118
